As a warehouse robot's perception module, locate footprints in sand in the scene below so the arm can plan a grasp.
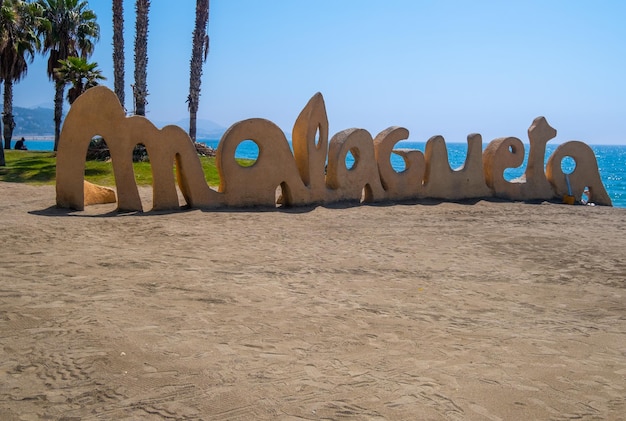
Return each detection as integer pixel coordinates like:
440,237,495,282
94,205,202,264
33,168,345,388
2,188,626,419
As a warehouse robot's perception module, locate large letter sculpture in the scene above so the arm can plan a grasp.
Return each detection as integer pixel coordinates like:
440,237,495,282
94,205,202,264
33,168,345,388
56,87,219,211
56,86,612,211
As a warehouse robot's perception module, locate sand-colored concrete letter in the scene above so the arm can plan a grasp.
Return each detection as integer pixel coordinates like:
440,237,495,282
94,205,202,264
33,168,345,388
423,134,491,200
216,118,309,207
374,127,425,200
523,117,557,200
326,129,386,203
483,117,558,201
546,141,612,206
483,136,526,200
291,93,329,203
56,86,218,211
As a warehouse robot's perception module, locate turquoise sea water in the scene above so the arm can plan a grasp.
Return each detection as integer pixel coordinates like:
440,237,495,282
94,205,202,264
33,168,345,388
18,138,626,208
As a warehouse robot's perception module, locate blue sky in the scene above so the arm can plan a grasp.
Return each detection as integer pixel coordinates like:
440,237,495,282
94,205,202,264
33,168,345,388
13,0,626,144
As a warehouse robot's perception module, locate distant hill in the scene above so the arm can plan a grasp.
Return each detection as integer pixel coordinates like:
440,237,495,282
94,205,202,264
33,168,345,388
168,118,227,139
13,106,57,136
11,106,227,139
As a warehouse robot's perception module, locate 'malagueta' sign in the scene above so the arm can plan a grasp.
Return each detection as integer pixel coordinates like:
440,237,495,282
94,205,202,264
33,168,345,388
55,86,611,211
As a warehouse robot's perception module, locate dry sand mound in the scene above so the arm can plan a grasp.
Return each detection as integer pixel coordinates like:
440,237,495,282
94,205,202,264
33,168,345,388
1,183,625,420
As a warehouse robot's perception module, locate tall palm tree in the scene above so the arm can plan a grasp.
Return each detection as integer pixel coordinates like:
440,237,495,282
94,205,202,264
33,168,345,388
133,0,149,116
37,0,99,151
55,56,105,104
112,0,124,108
0,0,6,166
0,0,39,151
187,0,209,142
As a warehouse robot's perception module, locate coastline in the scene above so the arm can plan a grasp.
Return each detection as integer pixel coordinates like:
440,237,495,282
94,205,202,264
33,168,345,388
1,183,625,419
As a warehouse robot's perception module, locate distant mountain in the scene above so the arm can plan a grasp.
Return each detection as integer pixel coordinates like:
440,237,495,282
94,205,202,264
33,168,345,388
170,118,227,139
11,105,228,139
13,106,57,136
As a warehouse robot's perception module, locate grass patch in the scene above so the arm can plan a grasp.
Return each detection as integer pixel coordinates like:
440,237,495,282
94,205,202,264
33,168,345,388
0,150,240,187
0,151,57,184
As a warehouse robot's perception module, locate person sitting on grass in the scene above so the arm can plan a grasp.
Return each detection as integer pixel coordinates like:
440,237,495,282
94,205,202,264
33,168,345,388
14,137,27,150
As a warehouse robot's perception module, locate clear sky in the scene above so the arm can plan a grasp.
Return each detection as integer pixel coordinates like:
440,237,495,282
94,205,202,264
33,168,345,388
12,0,626,144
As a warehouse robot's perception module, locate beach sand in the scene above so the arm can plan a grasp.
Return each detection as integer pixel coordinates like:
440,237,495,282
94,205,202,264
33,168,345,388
1,183,625,420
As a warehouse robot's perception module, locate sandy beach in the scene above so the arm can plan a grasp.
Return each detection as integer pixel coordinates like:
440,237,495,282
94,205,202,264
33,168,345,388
1,183,625,420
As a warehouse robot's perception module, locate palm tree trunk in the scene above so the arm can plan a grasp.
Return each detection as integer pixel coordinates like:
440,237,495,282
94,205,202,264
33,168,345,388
0,16,3,163
113,0,125,108
0,111,4,166
133,0,150,116
189,112,198,143
53,80,64,151
188,0,209,142
3,80,15,150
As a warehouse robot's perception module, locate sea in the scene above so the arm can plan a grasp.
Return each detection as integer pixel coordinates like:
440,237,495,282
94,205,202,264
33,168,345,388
19,138,626,208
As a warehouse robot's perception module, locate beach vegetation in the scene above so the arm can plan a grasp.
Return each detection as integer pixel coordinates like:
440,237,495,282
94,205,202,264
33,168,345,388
0,149,235,188
0,150,56,183
187,0,209,142
0,0,41,165
54,56,105,104
132,0,149,116
112,0,124,108
37,0,100,151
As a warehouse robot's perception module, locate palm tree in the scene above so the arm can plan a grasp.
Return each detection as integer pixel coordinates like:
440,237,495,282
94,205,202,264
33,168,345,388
133,0,149,116
187,0,209,142
0,0,39,151
112,0,124,108
37,0,99,151
55,56,105,104
0,0,6,166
